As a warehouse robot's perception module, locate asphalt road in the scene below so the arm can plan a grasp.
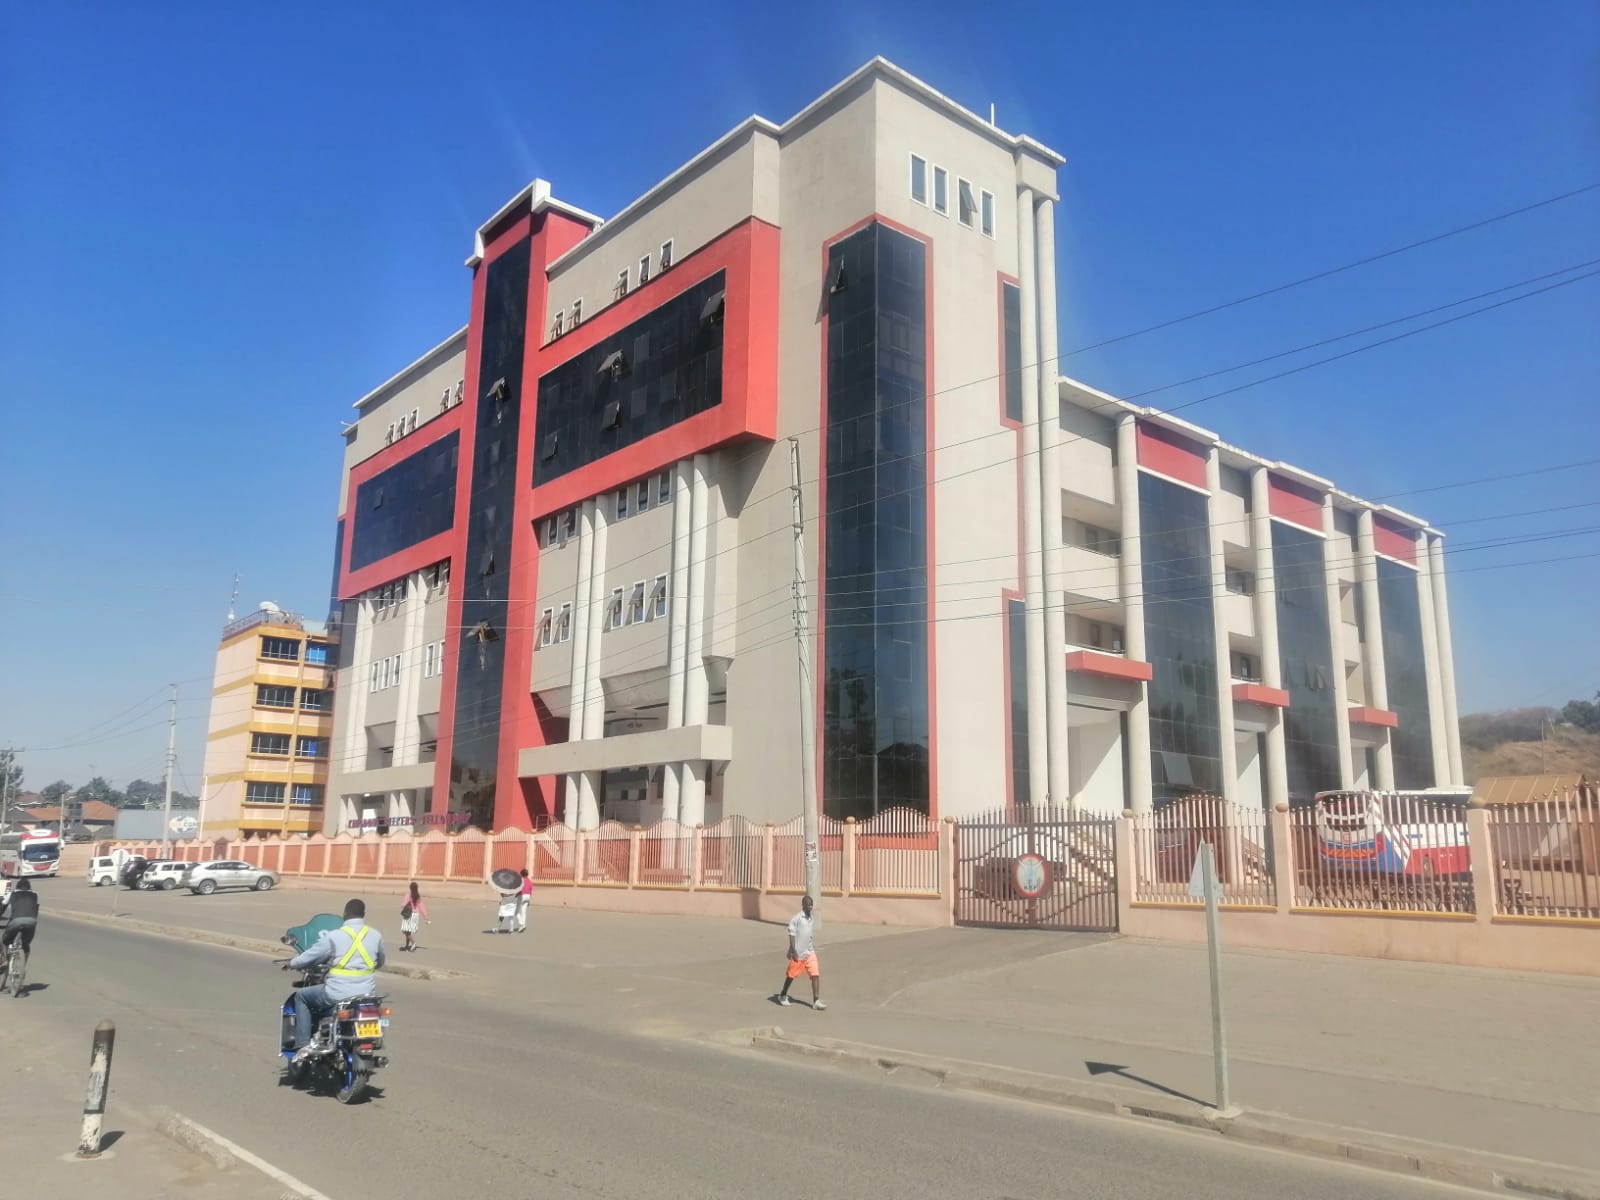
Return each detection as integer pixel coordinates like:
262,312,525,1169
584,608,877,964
4,917,1488,1200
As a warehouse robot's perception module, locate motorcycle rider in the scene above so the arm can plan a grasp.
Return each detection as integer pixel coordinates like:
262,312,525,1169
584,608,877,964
284,898,385,1061
0,879,40,971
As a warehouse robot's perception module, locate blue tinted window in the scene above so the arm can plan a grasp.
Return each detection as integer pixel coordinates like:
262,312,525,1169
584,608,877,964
533,272,726,485
349,433,460,571
1001,282,1022,422
1139,473,1223,807
1007,598,1030,804
304,642,330,666
1273,524,1341,804
822,224,930,820
450,238,531,829
1378,557,1435,788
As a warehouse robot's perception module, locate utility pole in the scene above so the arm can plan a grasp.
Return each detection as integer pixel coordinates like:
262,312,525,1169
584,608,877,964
0,747,16,832
160,685,178,857
788,438,822,906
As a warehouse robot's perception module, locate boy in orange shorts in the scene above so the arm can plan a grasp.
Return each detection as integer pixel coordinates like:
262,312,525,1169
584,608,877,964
775,894,825,1010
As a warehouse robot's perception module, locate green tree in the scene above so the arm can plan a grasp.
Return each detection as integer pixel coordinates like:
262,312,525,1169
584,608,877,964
40,780,72,804
77,776,126,807
1562,692,1600,735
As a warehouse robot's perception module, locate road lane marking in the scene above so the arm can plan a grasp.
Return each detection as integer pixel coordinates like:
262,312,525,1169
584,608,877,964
157,1113,336,1200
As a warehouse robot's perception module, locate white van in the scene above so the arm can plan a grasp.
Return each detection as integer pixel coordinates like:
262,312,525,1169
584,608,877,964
87,852,126,886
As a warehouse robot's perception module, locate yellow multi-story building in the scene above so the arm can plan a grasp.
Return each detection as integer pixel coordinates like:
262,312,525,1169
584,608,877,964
201,607,337,837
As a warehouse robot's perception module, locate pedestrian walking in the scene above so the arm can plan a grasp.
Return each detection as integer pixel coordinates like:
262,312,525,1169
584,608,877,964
515,868,533,933
399,881,430,952
774,894,825,1010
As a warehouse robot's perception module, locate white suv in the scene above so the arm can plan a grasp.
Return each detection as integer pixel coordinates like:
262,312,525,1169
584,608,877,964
140,861,192,890
87,856,120,886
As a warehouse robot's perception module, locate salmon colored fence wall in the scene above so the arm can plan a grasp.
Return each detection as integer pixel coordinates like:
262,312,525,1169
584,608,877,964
108,813,946,900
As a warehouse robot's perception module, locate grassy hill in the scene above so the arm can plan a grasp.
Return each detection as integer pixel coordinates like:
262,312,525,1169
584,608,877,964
1463,724,1600,784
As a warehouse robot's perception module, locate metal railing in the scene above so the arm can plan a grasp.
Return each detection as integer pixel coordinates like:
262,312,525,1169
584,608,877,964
1131,794,1276,907
1290,791,1475,914
853,806,942,896
1488,786,1600,919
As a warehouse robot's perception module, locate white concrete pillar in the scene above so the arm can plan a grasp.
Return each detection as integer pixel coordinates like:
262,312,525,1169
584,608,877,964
1355,509,1394,790
578,502,608,830
1416,548,1450,788
1015,186,1049,806
1115,414,1152,813
1428,536,1463,785
681,454,712,827
1205,451,1238,803
1321,495,1354,788
334,594,375,809
564,499,596,825
393,572,426,766
662,460,692,821
1250,468,1289,810
1034,195,1071,809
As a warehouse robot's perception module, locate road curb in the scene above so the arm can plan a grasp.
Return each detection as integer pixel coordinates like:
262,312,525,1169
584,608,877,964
49,907,467,981
155,1111,334,1199
745,1030,1600,1199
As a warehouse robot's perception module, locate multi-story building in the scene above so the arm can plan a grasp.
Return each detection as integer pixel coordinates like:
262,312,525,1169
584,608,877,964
325,58,1463,836
201,607,336,837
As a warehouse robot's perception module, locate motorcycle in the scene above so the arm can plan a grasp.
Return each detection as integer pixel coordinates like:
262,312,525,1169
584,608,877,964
276,916,392,1104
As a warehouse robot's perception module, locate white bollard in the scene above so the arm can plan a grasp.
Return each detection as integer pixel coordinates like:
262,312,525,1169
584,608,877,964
77,1020,116,1158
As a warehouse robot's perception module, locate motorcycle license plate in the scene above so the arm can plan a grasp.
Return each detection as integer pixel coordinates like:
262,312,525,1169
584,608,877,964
356,1020,383,1038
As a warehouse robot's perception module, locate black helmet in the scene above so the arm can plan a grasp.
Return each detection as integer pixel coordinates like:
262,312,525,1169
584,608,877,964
15,880,31,891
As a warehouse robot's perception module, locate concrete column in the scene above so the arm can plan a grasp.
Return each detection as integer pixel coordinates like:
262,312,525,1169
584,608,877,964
1249,468,1289,810
1115,414,1152,813
662,460,692,821
1415,547,1449,788
393,572,426,766
578,502,608,829
1034,195,1071,809
1204,451,1239,803
333,594,375,819
563,499,596,825
1321,495,1354,788
1015,186,1049,806
1428,536,1463,785
681,454,711,827
1355,509,1394,790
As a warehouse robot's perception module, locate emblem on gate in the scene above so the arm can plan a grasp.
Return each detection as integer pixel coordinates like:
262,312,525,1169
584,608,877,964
1013,852,1050,899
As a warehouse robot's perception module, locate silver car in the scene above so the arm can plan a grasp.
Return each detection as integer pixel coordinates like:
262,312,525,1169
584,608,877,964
185,860,278,895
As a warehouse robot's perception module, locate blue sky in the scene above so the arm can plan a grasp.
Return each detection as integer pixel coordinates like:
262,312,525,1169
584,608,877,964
2,1,1596,790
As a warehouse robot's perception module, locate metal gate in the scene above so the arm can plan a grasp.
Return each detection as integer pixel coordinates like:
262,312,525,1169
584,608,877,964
954,807,1118,931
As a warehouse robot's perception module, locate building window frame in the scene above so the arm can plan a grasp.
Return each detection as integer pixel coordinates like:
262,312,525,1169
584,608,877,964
557,602,573,643
651,574,668,620
245,781,286,805
255,683,295,710
638,253,651,285
980,189,996,237
260,636,300,662
627,580,646,626
932,166,949,216
909,153,928,205
250,733,291,757
957,177,977,227
606,586,624,631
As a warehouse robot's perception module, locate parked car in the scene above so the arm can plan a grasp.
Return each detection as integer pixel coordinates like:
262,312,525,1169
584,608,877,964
141,861,192,890
87,856,121,886
119,856,152,889
186,860,278,895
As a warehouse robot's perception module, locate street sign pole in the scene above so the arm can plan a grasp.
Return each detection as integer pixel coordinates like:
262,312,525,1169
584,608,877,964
1191,841,1237,1115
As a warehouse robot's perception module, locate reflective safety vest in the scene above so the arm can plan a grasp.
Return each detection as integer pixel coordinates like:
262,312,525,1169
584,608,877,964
328,925,376,978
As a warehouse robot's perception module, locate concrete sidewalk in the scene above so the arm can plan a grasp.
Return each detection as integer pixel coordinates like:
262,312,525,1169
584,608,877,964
45,879,1600,1174
0,1011,292,1199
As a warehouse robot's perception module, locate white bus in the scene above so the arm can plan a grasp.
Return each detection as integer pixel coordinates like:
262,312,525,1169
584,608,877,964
0,829,62,878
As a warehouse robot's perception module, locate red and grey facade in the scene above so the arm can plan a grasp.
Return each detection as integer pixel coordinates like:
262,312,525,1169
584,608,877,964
325,59,1462,836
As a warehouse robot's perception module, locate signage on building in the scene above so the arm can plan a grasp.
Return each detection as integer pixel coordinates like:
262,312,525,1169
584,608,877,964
169,815,200,836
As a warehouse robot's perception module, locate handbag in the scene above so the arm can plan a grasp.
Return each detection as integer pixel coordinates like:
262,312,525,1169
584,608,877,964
401,903,413,919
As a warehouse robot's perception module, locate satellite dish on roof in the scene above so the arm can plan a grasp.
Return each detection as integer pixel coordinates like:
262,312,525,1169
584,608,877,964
258,601,281,613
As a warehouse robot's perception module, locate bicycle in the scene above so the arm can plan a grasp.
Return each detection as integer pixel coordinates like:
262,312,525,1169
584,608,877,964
0,937,24,998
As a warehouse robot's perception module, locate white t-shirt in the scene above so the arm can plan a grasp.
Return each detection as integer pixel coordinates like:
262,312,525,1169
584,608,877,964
787,911,817,957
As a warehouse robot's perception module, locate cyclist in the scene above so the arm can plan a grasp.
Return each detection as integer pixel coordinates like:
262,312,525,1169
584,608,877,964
0,879,39,975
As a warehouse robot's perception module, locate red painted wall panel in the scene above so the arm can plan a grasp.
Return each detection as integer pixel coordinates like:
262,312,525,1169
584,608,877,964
1135,420,1209,490
1268,474,1324,534
1373,515,1419,565
526,218,781,519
